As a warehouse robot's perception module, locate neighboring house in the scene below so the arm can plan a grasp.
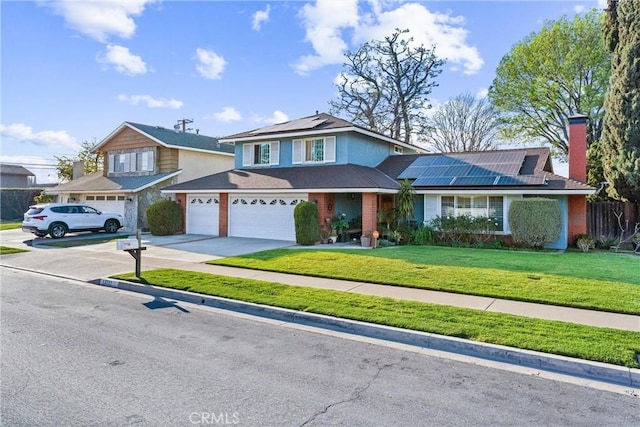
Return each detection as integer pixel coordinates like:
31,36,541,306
46,122,235,232
0,164,36,188
161,112,594,249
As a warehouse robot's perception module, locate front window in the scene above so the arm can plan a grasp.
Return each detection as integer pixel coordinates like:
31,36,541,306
293,136,335,164
440,195,504,231
254,143,270,165
108,150,154,174
305,139,324,162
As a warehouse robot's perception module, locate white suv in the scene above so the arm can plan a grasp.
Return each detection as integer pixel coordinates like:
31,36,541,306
22,203,124,239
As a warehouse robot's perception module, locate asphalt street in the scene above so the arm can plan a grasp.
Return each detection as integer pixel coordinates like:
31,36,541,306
2,268,639,426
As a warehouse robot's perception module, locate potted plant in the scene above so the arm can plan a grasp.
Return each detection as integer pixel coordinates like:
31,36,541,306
360,230,372,247
331,213,349,242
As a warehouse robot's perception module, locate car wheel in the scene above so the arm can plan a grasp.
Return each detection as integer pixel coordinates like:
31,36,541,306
104,219,120,234
48,223,67,239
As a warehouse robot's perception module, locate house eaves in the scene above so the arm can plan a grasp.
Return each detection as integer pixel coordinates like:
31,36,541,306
219,126,426,153
92,122,234,156
46,170,182,194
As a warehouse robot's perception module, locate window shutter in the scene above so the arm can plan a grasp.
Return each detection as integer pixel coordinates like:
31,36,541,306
292,139,303,164
324,136,336,162
242,144,252,167
270,142,280,165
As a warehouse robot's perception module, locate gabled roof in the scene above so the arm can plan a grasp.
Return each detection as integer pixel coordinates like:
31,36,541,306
161,164,400,193
0,164,35,176
377,147,594,194
46,170,182,194
92,122,235,155
219,112,427,153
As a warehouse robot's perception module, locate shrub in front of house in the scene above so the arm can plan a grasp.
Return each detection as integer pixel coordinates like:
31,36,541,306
294,201,320,245
147,199,182,236
429,215,499,245
508,198,561,249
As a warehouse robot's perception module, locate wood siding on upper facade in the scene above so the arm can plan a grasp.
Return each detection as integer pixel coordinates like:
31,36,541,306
158,148,179,172
99,126,180,174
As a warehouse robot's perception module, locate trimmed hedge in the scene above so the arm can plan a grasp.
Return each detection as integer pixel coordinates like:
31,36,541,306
294,201,320,245
147,199,182,236
508,198,562,248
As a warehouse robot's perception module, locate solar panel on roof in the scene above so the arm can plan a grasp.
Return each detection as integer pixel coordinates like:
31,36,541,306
412,176,455,186
398,166,429,179
496,175,546,185
451,176,498,186
249,117,327,135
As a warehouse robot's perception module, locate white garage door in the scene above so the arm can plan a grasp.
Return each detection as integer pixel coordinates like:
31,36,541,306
186,194,219,235
85,195,126,217
228,193,307,241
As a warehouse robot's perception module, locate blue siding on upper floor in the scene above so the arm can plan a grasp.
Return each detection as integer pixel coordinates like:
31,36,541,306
234,131,418,169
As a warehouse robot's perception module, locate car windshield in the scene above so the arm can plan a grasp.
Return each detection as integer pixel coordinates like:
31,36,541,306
26,207,44,215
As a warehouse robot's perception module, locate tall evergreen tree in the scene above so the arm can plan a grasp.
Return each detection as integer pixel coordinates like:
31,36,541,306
601,0,640,203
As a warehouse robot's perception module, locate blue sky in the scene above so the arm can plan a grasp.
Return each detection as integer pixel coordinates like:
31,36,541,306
1,0,606,184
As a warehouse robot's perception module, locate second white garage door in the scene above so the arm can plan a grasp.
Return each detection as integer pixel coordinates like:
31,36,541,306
186,194,219,235
228,193,307,241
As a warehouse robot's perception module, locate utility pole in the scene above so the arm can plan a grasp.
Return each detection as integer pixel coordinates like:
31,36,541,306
175,118,194,133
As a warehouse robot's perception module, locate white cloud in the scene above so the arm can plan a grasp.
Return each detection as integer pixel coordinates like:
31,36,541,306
212,107,242,122
295,0,359,75
296,0,483,76
252,5,271,31
253,110,289,125
195,48,227,80
596,0,607,9
476,87,489,99
0,123,79,151
45,0,156,42
574,5,586,13
117,94,183,109
97,44,148,75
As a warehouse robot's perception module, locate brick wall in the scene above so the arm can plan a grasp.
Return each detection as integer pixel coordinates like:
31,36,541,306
219,193,228,236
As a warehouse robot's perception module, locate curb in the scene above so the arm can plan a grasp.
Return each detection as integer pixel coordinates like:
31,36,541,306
98,277,640,389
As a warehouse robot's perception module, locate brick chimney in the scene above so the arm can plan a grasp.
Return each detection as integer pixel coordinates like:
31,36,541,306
72,160,85,180
568,114,588,182
567,114,589,246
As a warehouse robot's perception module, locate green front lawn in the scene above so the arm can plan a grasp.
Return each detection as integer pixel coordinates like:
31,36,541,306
0,222,22,231
210,246,640,315
113,268,640,368
0,246,28,255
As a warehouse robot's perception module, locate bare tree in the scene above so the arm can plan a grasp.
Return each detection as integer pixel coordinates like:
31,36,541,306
329,29,444,144
420,93,501,152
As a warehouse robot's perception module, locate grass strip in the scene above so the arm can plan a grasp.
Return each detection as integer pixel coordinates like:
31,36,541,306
0,222,22,231
0,246,28,255
112,268,640,368
210,248,640,315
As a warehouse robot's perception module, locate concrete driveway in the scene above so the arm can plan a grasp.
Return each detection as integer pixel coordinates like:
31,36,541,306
0,228,294,262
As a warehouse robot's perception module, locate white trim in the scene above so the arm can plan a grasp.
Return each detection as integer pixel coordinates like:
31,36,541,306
46,170,183,194
241,141,280,167
162,187,398,195
414,189,595,195
220,126,426,153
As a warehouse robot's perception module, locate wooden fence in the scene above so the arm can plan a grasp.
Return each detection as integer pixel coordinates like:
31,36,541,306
587,201,638,240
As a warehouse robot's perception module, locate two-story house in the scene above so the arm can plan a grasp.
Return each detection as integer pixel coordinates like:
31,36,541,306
46,122,235,232
162,112,594,248
0,164,36,188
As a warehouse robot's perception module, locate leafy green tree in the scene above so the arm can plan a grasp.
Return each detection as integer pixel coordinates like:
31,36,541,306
329,28,444,144
294,201,320,246
600,0,640,203
489,10,610,161
55,139,102,182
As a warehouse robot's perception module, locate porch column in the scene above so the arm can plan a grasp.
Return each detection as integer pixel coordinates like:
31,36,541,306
361,193,378,247
309,192,335,234
219,193,228,237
